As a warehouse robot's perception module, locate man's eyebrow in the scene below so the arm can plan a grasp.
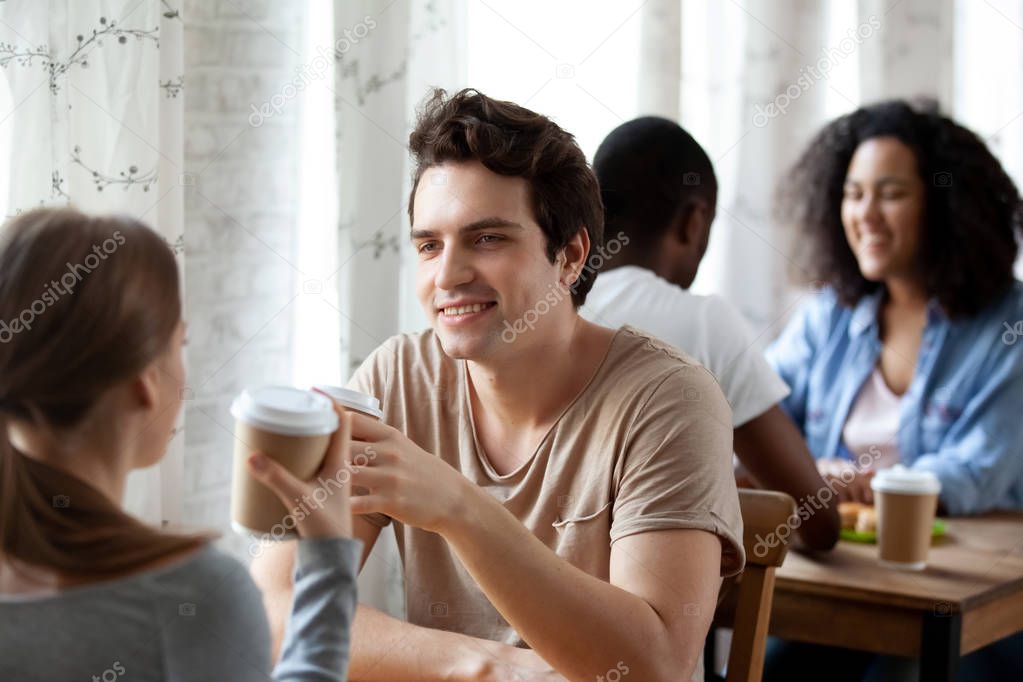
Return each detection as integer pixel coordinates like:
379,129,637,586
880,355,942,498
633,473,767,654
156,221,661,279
410,217,524,240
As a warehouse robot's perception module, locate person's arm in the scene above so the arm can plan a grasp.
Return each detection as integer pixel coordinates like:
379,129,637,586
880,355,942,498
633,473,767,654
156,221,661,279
440,494,724,681
347,605,565,681
252,516,558,681
251,516,380,665
733,405,840,550
272,537,363,681
243,403,363,680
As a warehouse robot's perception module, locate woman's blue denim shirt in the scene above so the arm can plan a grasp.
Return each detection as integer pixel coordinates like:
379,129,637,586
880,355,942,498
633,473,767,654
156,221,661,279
766,282,1023,514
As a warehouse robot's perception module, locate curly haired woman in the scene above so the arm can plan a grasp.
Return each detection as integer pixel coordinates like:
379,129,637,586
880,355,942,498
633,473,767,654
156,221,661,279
765,100,1023,681
768,99,1023,515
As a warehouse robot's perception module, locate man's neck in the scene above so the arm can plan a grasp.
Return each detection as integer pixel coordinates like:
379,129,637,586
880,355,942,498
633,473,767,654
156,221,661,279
466,316,614,432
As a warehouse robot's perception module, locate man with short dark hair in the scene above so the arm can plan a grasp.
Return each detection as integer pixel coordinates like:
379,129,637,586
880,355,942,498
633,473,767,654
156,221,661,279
254,90,743,681
582,117,840,550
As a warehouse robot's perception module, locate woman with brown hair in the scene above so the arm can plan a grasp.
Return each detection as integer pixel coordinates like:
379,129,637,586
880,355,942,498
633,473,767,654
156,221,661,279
0,207,361,680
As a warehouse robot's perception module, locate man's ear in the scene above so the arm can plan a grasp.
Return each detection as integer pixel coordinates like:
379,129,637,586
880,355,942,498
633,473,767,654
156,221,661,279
560,227,591,284
677,200,710,246
132,365,160,411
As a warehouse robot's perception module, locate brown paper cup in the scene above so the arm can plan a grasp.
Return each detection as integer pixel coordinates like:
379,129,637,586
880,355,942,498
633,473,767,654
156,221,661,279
229,386,338,541
314,386,382,500
871,466,941,571
230,422,331,538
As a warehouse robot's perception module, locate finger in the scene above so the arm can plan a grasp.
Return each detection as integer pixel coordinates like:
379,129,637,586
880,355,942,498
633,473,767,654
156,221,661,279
319,409,352,478
247,452,305,511
349,465,391,489
349,438,382,467
349,411,391,441
349,494,386,516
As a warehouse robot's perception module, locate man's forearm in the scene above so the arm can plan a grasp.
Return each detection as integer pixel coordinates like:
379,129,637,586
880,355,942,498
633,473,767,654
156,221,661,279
440,491,691,682
349,604,558,681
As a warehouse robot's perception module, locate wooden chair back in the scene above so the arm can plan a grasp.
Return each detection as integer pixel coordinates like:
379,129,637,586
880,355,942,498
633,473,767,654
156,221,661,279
716,489,797,682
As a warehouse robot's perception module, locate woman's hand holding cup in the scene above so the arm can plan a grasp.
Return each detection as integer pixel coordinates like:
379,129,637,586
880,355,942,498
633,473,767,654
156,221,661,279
245,401,354,539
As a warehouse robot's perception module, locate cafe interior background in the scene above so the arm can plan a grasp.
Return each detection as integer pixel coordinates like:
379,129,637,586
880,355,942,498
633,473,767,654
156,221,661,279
1,0,1022,624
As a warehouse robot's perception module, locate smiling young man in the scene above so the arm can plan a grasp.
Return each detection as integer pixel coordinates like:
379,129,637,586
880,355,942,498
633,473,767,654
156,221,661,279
253,89,743,682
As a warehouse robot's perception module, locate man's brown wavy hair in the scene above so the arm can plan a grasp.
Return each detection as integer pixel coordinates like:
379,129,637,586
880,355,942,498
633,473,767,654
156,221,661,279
407,88,604,307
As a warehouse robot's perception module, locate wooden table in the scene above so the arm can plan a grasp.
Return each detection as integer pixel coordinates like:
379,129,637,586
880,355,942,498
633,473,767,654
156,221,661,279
768,512,1023,681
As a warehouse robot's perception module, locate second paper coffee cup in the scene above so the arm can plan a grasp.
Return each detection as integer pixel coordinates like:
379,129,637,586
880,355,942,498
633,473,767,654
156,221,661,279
230,386,338,541
870,466,941,571
313,385,383,420
314,386,382,501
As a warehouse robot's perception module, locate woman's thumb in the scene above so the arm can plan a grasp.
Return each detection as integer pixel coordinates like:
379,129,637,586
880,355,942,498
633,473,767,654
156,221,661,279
247,452,302,509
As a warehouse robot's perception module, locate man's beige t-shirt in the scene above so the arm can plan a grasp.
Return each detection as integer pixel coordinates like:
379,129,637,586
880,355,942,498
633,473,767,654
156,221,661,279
349,324,744,655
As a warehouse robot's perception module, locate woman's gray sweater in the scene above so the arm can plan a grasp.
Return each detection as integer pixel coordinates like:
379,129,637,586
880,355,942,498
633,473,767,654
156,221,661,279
0,537,361,681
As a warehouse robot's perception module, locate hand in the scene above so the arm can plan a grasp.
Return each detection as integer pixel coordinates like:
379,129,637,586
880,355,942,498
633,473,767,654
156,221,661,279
459,645,567,682
245,401,354,538
344,412,474,534
817,458,875,504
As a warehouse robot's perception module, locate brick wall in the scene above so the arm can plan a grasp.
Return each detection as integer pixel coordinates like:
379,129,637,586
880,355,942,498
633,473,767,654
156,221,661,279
180,0,307,560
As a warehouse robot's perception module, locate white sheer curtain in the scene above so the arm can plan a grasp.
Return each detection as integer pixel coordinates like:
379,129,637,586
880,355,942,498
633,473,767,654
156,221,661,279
679,0,863,338
0,0,186,526
953,0,1023,279
679,0,1023,332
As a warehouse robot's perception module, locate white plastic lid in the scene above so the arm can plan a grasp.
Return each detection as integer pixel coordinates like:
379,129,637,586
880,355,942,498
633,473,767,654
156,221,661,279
870,465,941,495
314,385,383,420
230,386,338,436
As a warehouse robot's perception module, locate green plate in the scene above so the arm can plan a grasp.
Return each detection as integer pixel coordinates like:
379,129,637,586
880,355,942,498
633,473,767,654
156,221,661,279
840,519,947,544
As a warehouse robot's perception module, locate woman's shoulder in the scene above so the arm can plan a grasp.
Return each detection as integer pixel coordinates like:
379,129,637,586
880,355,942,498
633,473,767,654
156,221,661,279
960,280,1023,366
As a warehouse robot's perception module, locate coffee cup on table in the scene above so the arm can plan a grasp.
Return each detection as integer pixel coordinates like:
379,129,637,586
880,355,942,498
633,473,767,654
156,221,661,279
313,385,383,421
870,465,941,571
229,386,338,541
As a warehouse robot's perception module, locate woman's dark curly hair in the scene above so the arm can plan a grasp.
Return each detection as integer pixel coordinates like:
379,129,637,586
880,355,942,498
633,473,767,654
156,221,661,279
779,99,1023,318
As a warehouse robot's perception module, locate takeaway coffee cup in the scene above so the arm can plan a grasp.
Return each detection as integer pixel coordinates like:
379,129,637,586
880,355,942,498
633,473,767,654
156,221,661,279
314,386,382,500
230,386,338,540
870,466,941,571
313,385,383,420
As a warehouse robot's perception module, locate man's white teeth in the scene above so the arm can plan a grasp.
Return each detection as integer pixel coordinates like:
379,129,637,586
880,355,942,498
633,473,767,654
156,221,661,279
443,303,489,315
